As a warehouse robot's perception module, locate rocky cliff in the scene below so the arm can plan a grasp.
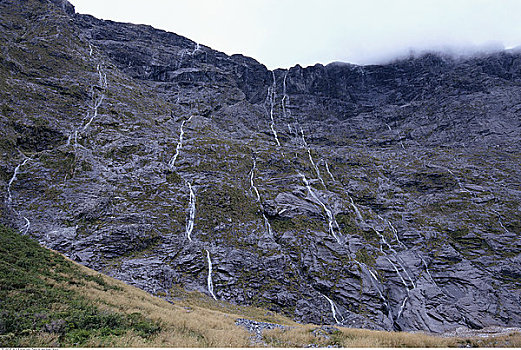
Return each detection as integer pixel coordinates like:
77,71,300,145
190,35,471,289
1,0,520,333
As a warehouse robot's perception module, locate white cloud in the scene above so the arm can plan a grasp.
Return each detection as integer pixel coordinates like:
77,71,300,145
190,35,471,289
70,0,521,69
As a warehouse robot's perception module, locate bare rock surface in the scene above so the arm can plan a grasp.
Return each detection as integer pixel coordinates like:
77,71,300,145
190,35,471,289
1,0,520,333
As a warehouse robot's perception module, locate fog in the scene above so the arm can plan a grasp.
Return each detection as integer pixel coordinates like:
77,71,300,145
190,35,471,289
70,0,521,69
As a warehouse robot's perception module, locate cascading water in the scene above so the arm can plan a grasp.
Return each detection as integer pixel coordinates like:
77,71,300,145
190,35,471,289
354,261,393,322
300,127,326,188
325,161,336,182
396,296,409,320
185,181,196,242
373,226,416,289
205,249,217,300
385,257,410,291
322,294,342,324
299,172,340,244
78,62,108,137
169,116,193,168
191,42,201,55
249,157,273,236
387,220,406,248
349,197,364,222
267,71,281,147
7,157,31,205
21,217,31,235
491,209,511,234
282,70,289,120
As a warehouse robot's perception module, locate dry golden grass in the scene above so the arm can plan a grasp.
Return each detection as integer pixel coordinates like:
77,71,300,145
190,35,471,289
63,262,297,347
52,254,520,348
263,324,456,348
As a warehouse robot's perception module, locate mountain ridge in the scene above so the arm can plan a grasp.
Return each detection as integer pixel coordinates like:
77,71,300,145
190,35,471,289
1,0,520,334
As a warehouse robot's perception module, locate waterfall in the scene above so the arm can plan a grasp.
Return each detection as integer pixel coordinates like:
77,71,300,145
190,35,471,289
373,227,416,289
396,296,408,320
169,116,193,168
300,127,326,188
282,70,289,120
385,257,410,291
83,92,105,132
82,63,107,133
349,197,364,222
185,181,196,242
354,261,393,322
396,260,416,289
191,42,201,55
491,209,511,234
323,294,342,324
267,71,281,147
205,249,217,300
325,161,336,182
7,158,31,204
299,172,340,244
21,217,31,235
388,221,406,248
427,163,470,193
88,43,93,56
249,158,273,236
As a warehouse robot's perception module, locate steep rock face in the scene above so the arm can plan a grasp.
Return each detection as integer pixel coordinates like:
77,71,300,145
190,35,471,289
1,0,520,333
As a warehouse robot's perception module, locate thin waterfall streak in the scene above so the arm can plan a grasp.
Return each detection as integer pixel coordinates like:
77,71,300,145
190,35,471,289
372,227,398,254
191,42,200,55
349,197,364,222
325,161,336,182
169,116,192,168
397,296,409,320
323,294,342,324
267,71,281,147
300,127,326,188
249,158,273,236
386,257,410,291
307,148,326,188
491,209,511,234
396,260,416,289
356,261,387,305
97,64,103,86
82,63,107,133
263,215,273,236
282,70,289,120
22,217,30,235
185,182,195,242
7,158,31,204
300,172,340,244
388,221,406,248
205,250,217,300
89,43,93,56
83,94,104,132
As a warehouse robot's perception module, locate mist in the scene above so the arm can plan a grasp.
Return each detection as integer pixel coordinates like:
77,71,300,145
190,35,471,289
69,0,521,69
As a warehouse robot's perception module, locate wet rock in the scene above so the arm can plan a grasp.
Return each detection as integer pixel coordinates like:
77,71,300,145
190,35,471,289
1,0,521,335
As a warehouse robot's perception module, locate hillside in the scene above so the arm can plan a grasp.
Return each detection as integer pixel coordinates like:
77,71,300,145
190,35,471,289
1,0,521,334
2,224,521,347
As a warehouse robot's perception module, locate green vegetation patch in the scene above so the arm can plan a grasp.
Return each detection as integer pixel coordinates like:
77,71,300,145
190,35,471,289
0,224,160,347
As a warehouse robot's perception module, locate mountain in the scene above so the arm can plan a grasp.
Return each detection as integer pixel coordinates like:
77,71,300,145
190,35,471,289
8,223,503,347
1,0,521,334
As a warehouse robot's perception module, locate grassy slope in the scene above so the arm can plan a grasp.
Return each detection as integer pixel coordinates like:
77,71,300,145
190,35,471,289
1,224,520,347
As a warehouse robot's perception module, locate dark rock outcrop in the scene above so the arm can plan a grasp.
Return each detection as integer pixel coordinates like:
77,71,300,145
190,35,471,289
1,0,520,333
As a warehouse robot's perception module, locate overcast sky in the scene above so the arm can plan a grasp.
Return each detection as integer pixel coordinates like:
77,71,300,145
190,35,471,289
70,0,521,69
